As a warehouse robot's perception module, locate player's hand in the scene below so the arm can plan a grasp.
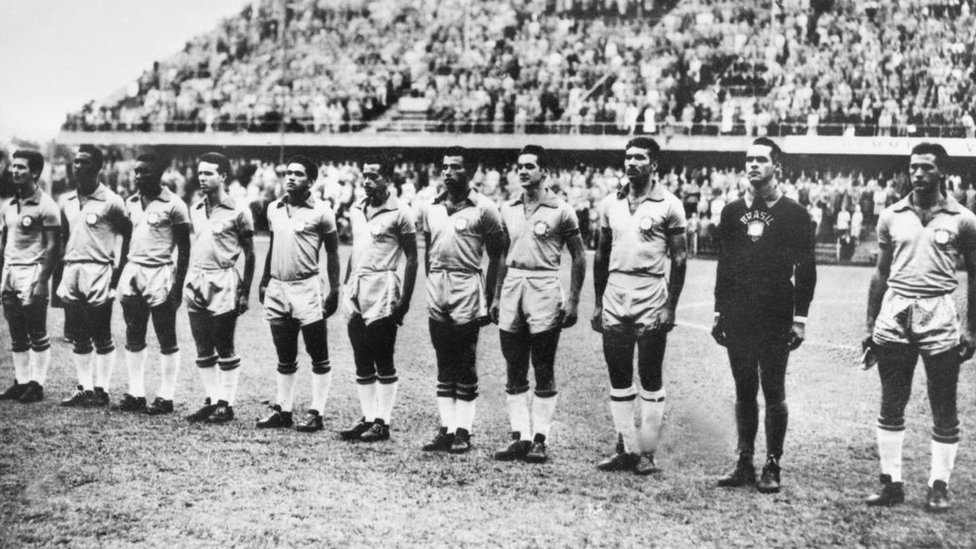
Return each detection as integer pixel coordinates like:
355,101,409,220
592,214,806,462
860,336,878,370
657,306,676,333
474,314,493,328
787,321,806,351
166,288,183,311
392,298,409,325
711,314,728,347
489,301,500,325
591,305,603,333
258,281,268,304
323,290,339,319
560,303,578,329
235,291,249,315
958,331,976,362
50,291,65,309
30,280,49,302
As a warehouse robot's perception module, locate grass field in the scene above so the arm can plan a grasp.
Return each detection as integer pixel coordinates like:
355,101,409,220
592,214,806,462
2,241,975,548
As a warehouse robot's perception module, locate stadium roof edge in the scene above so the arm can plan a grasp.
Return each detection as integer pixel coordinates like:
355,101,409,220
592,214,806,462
56,132,976,157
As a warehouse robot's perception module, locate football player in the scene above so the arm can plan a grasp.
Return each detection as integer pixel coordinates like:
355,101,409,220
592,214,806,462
257,155,340,432
489,145,586,463
57,145,132,408
0,150,60,403
592,137,687,475
418,146,504,454
184,153,255,424
338,155,418,442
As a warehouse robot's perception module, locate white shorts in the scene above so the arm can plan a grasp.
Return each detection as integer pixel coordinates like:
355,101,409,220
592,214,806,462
426,270,486,325
343,270,400,325
184,268,240,316
873,290,960,356
264,276,325,326
57,262,114,306
602,273,668,337
1,264,44,306
498,269,563,334
118,263,174,308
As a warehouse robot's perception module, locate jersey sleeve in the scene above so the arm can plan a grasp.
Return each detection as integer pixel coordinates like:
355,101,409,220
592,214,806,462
478,201,503,237
958,211,976,253
665,196,688,236
41,197,61,228
876,209,892,251
397,205,416,236
107,195,131,232
238,207,255,237
171,200,190,226
317,205,337,235
417,202,429,234
598,196,611,231
559,203,581,238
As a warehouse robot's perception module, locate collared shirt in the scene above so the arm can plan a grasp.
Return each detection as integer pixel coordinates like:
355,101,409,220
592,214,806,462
267,193,337,281
62,184,129,263
500,188,579,271
349,194,416,274
126,187,190,266
3,187,60,265
600,183,686,275
419,188,503,273
878,192,976,297
189,194,255,270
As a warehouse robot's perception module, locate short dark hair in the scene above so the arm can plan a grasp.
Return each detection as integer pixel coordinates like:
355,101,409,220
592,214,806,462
12,150,44,177
910,142,949,170
286,154,318,182
625,137,661,159
518,144,548,169
135,152,166,177
442,146,474,172
199,152,231,176
751,137,782,163
362,154,394,179
77,145,104,171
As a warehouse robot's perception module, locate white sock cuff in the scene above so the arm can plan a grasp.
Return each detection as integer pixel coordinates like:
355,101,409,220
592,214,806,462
610,386,637,400
639,388,666,402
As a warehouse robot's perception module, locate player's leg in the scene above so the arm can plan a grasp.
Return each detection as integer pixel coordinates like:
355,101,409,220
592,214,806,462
294,319,332,432
423,317,459,451
597,329,639,471
495,328,533,460
258,318,300,429
450,321,481,454
186,311,219,422
524,327,560,463
341,315,379,439
89,299,117,407
360,317,399,442
717,341,761,487
634,330,666,474
20,298,52,402
209,311,242,424
61,302,96,406
755,338,790,493
119,299,151,412
921,349,961,512
145,302,180,415
864,345,917,506
0,297,32,400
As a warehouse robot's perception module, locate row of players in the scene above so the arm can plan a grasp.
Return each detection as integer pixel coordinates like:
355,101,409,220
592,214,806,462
1,138,971,512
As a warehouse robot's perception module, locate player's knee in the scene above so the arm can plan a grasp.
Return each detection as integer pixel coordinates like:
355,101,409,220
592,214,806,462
10,338,31,354
159,342,179,356
436,380,456,398
72,337,94,355
215,343,237,359
534,381,557,399
932,422,960,444
456,383,478,401
357,374,378,385
375,357,396,379
277,361,298,375
766,400,788,416
505,382,530,395
94,339,115,355
877,416,905,432
378,374,398,385
311,359,331,375
29,334,51,353
125,340,148,353
218,356,241,371
195,354,219,368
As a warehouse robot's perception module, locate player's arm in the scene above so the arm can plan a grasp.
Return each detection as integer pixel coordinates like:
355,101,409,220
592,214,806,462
591,226,611,332
423,231,431,275
322,230,341,318
489,232,510,325
0,231,6,278
394,231,419,324
259,233,273,304
660,230,688,332
789,215,818,350
960,247,976,360
712,207,732,345
50,209,70,308
484,229,504,314
33,228,61,301
238,233,256,314
866,247,892,337
112,211,133,290
169,223,191,309
563,231,587,328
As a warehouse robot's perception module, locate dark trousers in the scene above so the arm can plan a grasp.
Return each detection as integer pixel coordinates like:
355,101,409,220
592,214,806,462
429,319,480,401
3,298,50,353
876,346,960,443
122,300,179,355
727,333,790,460
500,328,560,397
348,316,399,382
270,319,330,374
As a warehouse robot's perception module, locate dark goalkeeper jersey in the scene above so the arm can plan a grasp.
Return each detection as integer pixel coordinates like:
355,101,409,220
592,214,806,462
714,194,817,319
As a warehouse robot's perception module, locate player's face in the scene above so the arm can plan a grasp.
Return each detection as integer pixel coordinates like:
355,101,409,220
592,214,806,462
285,162,310,195
197,161,225,194
134,161,161,194
517,154,545,189
745,144,776,186
362,163,389,202
72,152,99,184
10,158,33,186
624,146,655,183
442,155,468,194
909,153,942,194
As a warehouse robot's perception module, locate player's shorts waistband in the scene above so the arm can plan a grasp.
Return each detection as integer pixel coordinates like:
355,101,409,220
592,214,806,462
889,290,952,300
429,268,480,275
4,262,43,267
505,267,559,278
609,270,665,280
271,272,319,283
65,260,113,265
131,261,173,268
190,265,237,273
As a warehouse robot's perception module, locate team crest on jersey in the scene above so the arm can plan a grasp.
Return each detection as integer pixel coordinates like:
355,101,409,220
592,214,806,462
294,222,306,233
740,210,773,242
533,221,549,236
369,223,383,238
454,218,469,231
20,216,33,228
933,228,955,249
146,212,160,225
86,213,99,226
211,222,224,234
638,216,654,233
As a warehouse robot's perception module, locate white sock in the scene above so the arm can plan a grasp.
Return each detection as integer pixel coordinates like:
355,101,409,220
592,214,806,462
30,349,52,385
609,386,638,453
877,427,905,482
94,349,116,390
196,365,218,402
276,372,297,412
157,352,181,401
219,367,241,406
455,398,477,432
357,381,378,422
74,353,94,390
126,349,148,398
12,351,30,384
929,440,959,487
376,380,398,424
531,394,558,441
507,392,532,440
436,396,456,432
311,370,333,414
638,388,666,454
